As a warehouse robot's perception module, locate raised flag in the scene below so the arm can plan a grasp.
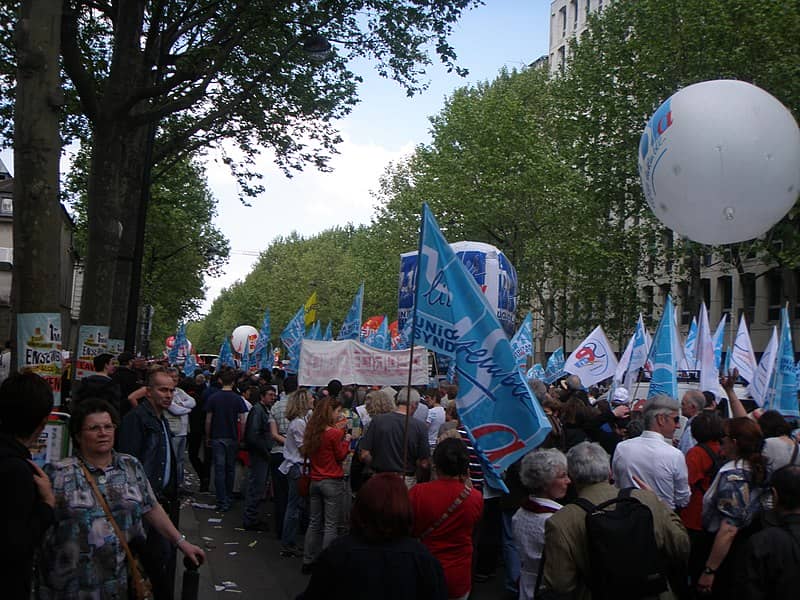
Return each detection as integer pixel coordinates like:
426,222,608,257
304,292,318,328
338,283,364,340
394,318,413,351
564,325,618,388
683,317,698,370
254,309,271,370
543,348,566,384
723,345,732,376
411,205,551,490
764,307,798,417
712,314,727,371
281,306,305,374
647,296,679,400
307,320,322,341
614,333,635,385
168,324,188,366
731,314,757,383
625,314,651,390
322,321,333,342
510,312,534,371
696,302,718,393
367,316,391,351
183,353,198,377
218,338,235,368
527,364,546,381
749,327,778,407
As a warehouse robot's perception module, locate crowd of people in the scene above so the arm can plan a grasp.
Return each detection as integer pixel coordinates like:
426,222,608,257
1,351,800,600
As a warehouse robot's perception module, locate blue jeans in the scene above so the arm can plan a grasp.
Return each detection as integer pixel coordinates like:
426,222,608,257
170,435,187,487
243,453,269,526
303,478,344,565
211,438,237,508
281,464,303,547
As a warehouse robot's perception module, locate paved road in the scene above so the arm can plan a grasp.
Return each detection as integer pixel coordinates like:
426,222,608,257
174,471,511,599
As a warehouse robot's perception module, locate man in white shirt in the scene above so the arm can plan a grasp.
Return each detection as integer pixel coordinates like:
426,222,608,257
612,394,690,510
678,390,706,454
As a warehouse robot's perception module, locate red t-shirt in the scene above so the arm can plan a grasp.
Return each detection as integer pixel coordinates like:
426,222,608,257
681,441,721,530
310,427,349,481
409,479,484,598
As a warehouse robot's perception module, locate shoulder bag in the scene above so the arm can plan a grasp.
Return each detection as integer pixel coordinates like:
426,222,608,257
79,461,154,600
419,484,471,539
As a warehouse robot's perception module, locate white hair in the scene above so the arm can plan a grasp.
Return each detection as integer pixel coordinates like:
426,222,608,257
520,448,568,493
566,442,610,486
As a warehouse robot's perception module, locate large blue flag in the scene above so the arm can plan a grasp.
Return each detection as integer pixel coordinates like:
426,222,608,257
764,307,799,417
168,324,188,366
322,321,333,342
366,316,391,350
338,283,364,340
712,315,727,371
281,306,305,374
543,348,566,384
510,312,534,371
182,353,198,377
254,309,271,370
218,338,235,368
412,205,551,490
647,295,679,400
683,316,698,369
306,320,322,341
527,363,546,381
394,318,413,351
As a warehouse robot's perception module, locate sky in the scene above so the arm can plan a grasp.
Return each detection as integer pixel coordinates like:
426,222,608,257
1,0,552,314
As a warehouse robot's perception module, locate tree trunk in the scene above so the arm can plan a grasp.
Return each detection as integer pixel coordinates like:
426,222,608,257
12,1,64,324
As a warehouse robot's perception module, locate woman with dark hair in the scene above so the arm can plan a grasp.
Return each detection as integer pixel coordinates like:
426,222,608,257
409,438,484,600
299,473,446,599
301,396,351,573
38,397,204,598
698,417,767,597
681,411,725,593
0,372,55,599
759,410,798,476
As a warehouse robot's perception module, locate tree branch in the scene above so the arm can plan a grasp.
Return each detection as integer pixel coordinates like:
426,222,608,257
61,0,99,123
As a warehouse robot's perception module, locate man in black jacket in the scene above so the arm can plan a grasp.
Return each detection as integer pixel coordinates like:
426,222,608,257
741,464,800,600
242,384,274,531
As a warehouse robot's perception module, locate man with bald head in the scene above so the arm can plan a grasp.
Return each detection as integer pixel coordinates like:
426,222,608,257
678,390,706,454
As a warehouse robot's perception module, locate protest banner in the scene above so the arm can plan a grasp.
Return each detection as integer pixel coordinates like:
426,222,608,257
75,325,110,379
17,313,63,406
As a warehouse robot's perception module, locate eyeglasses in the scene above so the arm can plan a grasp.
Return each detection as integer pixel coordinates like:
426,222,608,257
673,416,681,424
83,424,117,434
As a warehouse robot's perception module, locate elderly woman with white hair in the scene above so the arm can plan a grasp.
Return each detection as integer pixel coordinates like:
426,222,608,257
512,448,570,599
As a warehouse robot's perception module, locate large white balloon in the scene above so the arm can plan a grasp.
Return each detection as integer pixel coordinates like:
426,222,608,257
638,80,800,245
231,325,258,355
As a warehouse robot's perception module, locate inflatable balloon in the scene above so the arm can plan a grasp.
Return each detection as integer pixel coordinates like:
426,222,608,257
165,335,175,349
638,80,800,245
231,325,259,355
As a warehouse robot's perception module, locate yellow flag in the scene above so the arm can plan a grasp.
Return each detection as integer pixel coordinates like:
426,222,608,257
304,291,318,327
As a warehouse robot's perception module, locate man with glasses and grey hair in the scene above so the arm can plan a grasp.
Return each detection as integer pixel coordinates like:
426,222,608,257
612,394,690,510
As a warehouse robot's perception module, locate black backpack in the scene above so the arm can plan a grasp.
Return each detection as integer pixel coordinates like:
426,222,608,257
695,443,726,492
575,488,668,600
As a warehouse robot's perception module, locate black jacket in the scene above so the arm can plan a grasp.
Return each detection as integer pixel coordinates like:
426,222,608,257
0,434,54,599
118,401,177,500
741,511,800,600
244,401,273,459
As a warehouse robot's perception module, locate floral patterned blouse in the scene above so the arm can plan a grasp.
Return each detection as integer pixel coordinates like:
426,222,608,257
38,452,156,599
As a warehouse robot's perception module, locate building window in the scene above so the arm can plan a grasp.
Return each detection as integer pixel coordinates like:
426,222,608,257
598,0,604,11
767,269,782,321
585,0,592,19
643,286,654,324
662,230,674,273
701,278,711,309
571,0,578,29
741,273,756,324
659,284,671,310
679,282,691,325
560,6,567,37
718,275,732,322
0,197,11,216
557,45,566,72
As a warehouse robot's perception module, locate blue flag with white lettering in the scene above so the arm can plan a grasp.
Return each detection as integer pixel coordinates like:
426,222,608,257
412,205,551,490
527,363,546,381
367,316,391,350
510,312,534,371
764,307,799,417
394,318,413,351
543,348,565,384
647,295,679,400
281,306,305,374
338,283,364,340
168,324,188,366
218,338,235,368
254,309,271,370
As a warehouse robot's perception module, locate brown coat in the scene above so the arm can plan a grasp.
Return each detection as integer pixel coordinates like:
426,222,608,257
542,482,690,600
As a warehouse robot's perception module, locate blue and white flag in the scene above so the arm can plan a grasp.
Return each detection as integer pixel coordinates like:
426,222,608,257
281,306,305,374
749,327,778,407
307,320,322,341
564,325,618,388
625,314,650,390
394,318,413,351
510,312,534,371
795,360,800,392
338,283,364,340
254,309,271,370
527,363,546,381
367,316,391,351
696,302,719,393
543,348,566,384
240,347,251,372
218,338,235,368
183,353,198,377
683,316,698,370
411,205,551,490
322,321,333,342
712,315,727,371
731,313,757,383
764,307,799,417
723,345,732,376
168,324,188,366
647,295,679,400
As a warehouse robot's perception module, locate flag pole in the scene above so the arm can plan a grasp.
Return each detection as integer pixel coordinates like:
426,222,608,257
402,204,427,477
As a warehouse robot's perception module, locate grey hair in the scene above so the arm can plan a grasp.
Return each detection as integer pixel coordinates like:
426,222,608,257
520,448,568,493
643,394,680,428
566,442,610,486
365,390,395,417
529,379,548,404
682,390,705,413
565,374,582,390
395,387,420,407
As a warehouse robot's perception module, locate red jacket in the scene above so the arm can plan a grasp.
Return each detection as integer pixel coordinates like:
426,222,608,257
310,427,349,480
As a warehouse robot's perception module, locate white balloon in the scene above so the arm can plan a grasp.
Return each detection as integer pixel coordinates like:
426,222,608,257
231,325,258,355
638,80,800,245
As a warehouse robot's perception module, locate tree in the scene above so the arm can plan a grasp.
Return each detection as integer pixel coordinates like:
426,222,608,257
0,0,482,350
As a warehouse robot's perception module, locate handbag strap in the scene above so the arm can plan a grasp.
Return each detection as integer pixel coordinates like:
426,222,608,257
790,441,799,466
78,461,140,571
420,484,471,539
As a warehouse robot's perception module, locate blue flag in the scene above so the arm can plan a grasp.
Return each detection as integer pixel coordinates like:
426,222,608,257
712,315,727,371
338,283,364,340
182,353,198,377
218,338,235,368
323,321,333,342
510,312,534,371
647,295,679,400
307,320,322,341
394,318,413,351
543,348,566,384
366,316,391,350
168,324,188,366
411,205,551,490
764,307,799,417
796,360,800,392
254,309,271,370
683,317,698,369
281,306,305,374
527,363,546,381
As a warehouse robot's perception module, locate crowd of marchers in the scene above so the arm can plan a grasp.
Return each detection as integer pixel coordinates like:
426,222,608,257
1,354,799,600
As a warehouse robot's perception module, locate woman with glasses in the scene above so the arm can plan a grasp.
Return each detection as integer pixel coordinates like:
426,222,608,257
38,397,204,598
697,417,767,598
